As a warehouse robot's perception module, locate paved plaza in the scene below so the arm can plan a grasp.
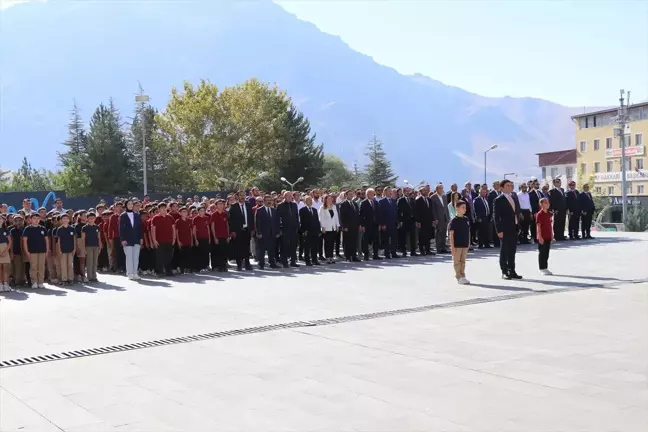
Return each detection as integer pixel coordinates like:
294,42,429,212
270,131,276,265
0,232,646,431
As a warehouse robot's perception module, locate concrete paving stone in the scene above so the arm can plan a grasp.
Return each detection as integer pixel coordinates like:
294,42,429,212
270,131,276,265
0,388,61,432
15,394,104,430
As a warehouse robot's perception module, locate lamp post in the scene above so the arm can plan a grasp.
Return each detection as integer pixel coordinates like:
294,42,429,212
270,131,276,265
503,172,517,180
280,176,304,192
484,144,498,185
135,94,150,196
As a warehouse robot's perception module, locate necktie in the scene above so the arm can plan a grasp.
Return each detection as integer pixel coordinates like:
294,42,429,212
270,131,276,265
267,207,270,218
482,197,488,215
505,195,517,224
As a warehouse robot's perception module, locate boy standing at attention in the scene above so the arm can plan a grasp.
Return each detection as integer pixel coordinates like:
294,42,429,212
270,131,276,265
22,214,49,289
75,210,87,282
9,215,25,288
56,214,76,285
449,200,471,285
174,207,192,274
536,197,554,275
82,213,102,282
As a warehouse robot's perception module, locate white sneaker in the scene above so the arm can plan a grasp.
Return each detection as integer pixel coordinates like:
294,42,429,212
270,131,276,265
37,284,45,289
462,277,471,285
540,269,553,276
457,277,469,285
31,283,38,289
0,284,7,292
133,275,141,280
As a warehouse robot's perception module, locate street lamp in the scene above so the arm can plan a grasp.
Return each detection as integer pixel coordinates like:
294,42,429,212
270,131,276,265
503,172,517,180
280,176,304,191
484,144,498,185
135,94,150,195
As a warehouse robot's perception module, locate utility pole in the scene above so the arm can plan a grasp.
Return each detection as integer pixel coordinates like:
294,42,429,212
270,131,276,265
136,94,150,196
616,90,630,225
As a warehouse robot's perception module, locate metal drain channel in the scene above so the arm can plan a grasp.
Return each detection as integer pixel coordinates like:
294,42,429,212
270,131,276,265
1,280,643,370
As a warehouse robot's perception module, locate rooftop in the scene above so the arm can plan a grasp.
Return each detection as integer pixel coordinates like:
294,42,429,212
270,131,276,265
536,149,577,167
571,101,648,120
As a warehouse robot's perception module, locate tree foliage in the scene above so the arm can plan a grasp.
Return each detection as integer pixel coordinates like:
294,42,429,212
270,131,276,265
7,158,59,192
364,134,397,187
321,154,355,188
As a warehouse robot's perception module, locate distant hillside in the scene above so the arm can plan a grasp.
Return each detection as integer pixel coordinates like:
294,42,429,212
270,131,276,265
0,0,578,183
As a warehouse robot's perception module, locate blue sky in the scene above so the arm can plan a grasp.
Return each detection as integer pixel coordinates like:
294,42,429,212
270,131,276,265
277,0,648,108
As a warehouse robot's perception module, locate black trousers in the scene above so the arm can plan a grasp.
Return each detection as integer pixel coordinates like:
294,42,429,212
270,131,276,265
155,242,174,275
177,246,191,272
529,212,537,243
303,234,320,264
538,240,551,270
196,238,210,270
298,231,304,258
418,225,432,255
568,211,581,238
470,220,478,245
281,230,298,265
139,247,151,271
399,222,417,255
553,210,567,240
343,228,358,259
477,219,491,247
113,238,125,271
334,231,341,256
581,211,593,237
491,222,500,247
256,236,277,268
499,229,518,274
171,245,181,270
234,228,251,267
323,231,336,258
362,226,379,258
213,238,229,270
519,210,532,242
382,227,398,257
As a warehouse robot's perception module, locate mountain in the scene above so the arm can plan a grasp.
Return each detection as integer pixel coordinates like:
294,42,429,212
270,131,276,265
0,0,577,185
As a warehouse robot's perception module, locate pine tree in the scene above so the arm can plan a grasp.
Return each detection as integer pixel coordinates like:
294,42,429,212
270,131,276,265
9,157,57,192
58,100,89,169
265,104,324,190
364,134,397,187
86,103,133,195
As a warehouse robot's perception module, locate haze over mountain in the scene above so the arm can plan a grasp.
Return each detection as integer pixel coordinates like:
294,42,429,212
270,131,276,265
0,0,579,184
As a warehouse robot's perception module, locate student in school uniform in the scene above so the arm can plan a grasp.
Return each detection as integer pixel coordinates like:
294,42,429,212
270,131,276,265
82,212,102,282
74,210,87,282
108,202,124,273
0,215,12,291
150,202,176,277
210,199,230,272
47,215,60,284
22,213,49,289
9,215,25,288
449,200,471,285
139,209,152,275
56,214,76,285
174,207,192,274
536,197,554,276
119,199,143,280
98,210,111,271
192,206,211,272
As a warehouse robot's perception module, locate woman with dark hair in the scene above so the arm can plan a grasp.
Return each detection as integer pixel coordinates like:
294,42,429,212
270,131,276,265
318,194,340,264
119,199,143,280
448,192,462,219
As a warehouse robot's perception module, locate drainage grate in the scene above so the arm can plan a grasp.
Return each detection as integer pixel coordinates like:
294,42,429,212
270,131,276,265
1,280,641,370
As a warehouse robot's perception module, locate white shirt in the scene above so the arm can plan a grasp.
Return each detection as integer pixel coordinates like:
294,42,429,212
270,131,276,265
437,194,444,206
127,211,135,226
312,198,322,211
239,202,248,228
518,192,531,210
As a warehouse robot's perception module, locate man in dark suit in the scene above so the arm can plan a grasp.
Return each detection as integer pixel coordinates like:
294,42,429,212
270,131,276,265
414,186,434,255
255,195,281,269
472,185,492,249
565,180,581,240
549,178,567,240
397,186,417,257
430,184,449,254
229,191,254,270
487,181,501,247
277,191,300,268
339,190,360,261
529,179,542,243
493,179,523,280
299,196,321,265
579,183,596,239
360,188,380,260
379,187,399,259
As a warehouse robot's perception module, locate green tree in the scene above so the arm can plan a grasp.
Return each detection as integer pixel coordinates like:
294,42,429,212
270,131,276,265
127,86,159,193
85,102,133,195
320,154,355,188
9,157,58,192
0,167,11,192
625,205,648,232
57,100,92,195
364,134,397,187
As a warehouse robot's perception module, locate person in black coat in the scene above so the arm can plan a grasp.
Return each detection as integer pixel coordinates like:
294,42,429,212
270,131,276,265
229,191,254,270
277,191,300,268
565,180,581,240
548,178,567,241
579,183,596,239
414,187,435,255
339,190,360,261
397,186,417,257
299,196,322,265
254,196,281,269
359,188,380,260
118,199,142,279
472,185,492,248
528,180,542,243
493,179,523,280
487,181,501,247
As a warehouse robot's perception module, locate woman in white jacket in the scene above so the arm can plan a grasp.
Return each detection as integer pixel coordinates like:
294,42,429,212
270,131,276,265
319,194,340,264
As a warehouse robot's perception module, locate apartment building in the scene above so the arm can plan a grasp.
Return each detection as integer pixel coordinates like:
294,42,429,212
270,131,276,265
572,102,648,197
536,149,577,184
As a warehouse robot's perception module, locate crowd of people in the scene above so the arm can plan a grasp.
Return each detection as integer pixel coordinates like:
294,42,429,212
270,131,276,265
0,176,596,291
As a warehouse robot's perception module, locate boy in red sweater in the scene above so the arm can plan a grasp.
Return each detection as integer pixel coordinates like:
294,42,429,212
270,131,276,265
536,198,554,275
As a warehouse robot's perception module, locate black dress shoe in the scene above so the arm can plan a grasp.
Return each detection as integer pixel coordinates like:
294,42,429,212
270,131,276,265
258,265,265,270
352,257,362,262
410,252,419,257
509,272,523,279
270,264,279,269
392,254,401,258
384,255,391,259
283,264,289,269
245,265,253,271
290,262,300,268
364,257,370,261
501,273,512,280
373,255,381,260
305,262,313,266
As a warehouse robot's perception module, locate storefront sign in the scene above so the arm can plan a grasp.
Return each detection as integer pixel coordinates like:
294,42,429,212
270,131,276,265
594,171,647,182
605,146,644,158
608,196,647,206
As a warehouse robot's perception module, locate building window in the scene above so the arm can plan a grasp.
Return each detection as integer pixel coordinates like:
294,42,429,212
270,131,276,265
541,167,546,179
606,137,612,149
636,158,644,170
550,167,558,178
624,135,631,147
595,186,601,194
624,158,631,170
607,160,614,172
593,139,600,150
594,162,600,173
593,116,597,127
638,185,645,194
579,163,586,174
636,134,643,146
627,184,632,195
566,167,574,178
585,117,589,128
607,186,614,196
579,141,587,152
